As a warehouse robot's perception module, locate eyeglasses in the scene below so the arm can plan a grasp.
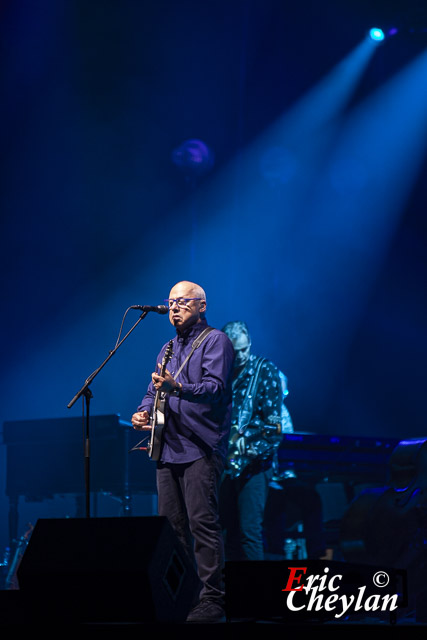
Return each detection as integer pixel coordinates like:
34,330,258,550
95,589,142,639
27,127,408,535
164,297,203,309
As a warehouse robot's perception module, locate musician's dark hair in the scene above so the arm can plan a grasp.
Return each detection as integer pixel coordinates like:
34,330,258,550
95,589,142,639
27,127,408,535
221,321,250,340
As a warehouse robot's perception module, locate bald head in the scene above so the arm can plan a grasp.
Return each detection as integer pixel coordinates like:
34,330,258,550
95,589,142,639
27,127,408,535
171,281,206,302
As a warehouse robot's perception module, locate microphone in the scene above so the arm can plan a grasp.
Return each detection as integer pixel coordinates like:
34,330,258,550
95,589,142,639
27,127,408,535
130,304,169,315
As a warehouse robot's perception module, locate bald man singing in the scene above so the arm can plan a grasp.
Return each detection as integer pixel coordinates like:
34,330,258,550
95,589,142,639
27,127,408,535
132,281,234,623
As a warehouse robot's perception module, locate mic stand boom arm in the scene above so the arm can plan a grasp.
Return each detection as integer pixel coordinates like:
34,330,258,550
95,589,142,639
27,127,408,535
67,310,149,518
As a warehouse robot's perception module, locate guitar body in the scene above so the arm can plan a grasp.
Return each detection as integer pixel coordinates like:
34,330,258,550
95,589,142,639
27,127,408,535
226,421,281,479
148,340,174,461
148,399,166,461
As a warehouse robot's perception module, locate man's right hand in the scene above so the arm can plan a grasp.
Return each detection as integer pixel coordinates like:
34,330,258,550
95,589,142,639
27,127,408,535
131,410,150,430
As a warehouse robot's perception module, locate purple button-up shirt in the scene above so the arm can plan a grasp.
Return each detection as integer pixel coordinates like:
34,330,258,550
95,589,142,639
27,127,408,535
138,318,235,464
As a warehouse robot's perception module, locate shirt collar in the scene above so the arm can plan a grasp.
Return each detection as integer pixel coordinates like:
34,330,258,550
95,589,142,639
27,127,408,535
176,317,208,344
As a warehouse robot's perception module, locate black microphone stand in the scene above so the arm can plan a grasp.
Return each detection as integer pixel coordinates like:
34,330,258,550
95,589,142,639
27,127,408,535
67,310,149,518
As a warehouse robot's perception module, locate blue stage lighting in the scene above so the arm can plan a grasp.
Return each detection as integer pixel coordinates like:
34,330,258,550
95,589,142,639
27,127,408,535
369,28,385,42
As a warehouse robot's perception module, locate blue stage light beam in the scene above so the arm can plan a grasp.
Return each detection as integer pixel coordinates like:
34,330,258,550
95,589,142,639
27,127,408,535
251,34,380,173
275,45,427,412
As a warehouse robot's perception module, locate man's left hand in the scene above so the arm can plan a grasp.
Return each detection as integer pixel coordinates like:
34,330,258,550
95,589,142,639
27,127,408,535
152,366,179,394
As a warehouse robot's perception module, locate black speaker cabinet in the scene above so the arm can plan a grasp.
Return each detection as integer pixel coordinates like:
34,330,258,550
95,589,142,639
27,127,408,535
17,516,200,624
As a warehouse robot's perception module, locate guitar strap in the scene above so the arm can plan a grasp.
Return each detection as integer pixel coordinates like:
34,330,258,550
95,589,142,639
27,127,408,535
173,326,215,382
155,327,214,412
237,356,266,433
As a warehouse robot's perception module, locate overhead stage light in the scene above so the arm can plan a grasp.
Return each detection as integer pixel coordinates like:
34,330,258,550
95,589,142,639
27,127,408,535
369,28,385,42
171,139,215,179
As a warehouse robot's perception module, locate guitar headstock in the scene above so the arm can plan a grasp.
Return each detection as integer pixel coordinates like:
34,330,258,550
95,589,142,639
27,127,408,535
158,340,174,378
162,339,174,366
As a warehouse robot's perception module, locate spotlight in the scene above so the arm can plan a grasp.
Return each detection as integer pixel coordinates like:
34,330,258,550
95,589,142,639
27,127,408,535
369,28,385,42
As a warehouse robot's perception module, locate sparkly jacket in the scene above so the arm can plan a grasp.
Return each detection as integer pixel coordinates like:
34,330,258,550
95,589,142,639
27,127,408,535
226,354,293,479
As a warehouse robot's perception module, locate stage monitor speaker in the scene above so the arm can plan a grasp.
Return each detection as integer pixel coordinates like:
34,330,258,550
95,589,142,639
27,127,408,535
17,516,200,624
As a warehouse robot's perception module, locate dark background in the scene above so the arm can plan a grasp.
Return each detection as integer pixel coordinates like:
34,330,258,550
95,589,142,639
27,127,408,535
1,0,426,553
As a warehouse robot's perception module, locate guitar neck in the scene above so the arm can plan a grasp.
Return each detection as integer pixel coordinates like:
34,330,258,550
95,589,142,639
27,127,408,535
154,340,174,407
231,422,280,444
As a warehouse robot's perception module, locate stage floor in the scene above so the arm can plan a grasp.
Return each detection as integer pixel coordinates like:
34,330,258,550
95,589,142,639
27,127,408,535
1,589,426,631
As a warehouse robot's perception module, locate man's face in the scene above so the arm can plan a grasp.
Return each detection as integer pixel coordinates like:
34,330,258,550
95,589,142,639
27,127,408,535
167,282,206,333
231,333,251,369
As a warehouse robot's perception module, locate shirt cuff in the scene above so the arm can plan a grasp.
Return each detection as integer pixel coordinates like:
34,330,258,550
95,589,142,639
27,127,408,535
171,383,182,397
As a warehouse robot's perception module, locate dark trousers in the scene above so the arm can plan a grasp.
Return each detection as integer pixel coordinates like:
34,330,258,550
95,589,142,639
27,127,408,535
219,469,273,561
156,454,225,605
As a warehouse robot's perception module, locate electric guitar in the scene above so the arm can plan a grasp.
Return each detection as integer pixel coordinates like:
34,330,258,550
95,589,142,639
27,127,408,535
226,420,282,479
147,340,174,461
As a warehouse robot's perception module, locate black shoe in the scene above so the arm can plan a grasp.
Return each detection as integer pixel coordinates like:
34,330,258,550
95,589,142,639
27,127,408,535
186,599,226,623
